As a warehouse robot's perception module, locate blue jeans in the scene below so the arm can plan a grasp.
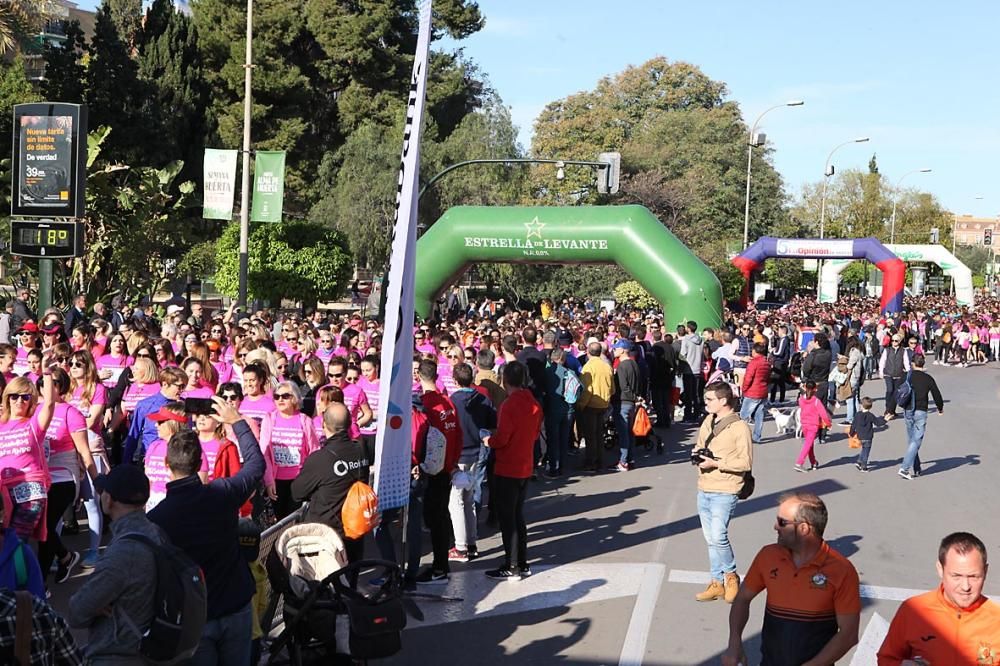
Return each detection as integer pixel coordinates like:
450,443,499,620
697,491,739,583
740,397,766,442
615,402,636,464
902,409,927,473
188,602,253,666
472,444,489,506
545,409,571,473
857,439,873,467
845,385,859,423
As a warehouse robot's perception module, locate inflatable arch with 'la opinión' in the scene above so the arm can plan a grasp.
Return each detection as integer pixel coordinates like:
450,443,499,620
818,244,974,307
413,205,724,327
732,237,906,314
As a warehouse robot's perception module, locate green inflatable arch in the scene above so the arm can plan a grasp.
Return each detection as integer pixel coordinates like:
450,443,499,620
414,205,723,327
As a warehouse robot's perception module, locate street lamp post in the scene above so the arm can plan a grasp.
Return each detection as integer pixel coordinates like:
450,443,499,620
742,100,804,249
890,168,932,245
237,0,254,310
817,137,869,298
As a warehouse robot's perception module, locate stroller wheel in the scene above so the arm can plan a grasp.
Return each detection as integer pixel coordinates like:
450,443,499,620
644,438,654,452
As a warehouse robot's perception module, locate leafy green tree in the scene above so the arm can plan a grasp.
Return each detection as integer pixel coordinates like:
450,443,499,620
476,264,625,309
0,0,55,54
614,280,657,311
531,57,788,300
86,3,149,164
137,0,208,182
40,20,87,103
213,221,353,304
0,59,39,201
192,0,486,212
81,127,198,302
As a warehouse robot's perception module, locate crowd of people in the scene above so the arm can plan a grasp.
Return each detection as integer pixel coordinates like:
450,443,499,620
0,287,996,663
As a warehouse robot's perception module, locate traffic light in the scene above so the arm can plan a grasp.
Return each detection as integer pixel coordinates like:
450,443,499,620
985,228,993,246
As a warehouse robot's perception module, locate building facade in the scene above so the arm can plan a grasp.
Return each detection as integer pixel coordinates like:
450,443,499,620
953,214,1000,247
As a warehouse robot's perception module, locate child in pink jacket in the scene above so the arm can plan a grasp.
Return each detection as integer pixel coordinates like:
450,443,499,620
796,381,831,472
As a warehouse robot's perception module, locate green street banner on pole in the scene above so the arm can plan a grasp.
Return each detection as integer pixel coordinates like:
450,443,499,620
202,148,238,220
251,151,286,223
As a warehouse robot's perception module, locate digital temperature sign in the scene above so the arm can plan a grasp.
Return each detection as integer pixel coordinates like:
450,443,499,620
9,219,84,258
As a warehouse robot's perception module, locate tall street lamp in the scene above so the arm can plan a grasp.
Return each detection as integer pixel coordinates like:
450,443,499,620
890,168,932,244
742,100,804,249
819,137,870,240
817,136,869,298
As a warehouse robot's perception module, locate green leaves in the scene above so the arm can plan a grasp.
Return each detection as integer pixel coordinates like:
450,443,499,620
213,221,353,304
613,281,658,311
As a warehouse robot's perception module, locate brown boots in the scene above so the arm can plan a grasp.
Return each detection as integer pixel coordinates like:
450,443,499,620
694,580,724,602
724,572,741,603
695,573,741,603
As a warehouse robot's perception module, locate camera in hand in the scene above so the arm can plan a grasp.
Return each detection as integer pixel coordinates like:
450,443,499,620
690,447,718,465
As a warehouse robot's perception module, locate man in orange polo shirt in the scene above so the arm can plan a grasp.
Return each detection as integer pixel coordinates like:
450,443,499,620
878,531,1000,665
723,491,860,666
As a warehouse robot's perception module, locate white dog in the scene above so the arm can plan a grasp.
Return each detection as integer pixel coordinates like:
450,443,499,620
770,407,802,437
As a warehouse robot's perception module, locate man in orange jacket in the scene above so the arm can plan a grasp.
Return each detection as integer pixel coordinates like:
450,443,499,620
484,360,543,582
878,531,1000,665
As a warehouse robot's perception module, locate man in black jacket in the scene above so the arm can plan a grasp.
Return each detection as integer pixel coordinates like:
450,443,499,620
801,333,832,409
148,396,264,666
292,402,371,563
651,328,677,428
768,325,793,404
612,340,641,471
899,354,944,480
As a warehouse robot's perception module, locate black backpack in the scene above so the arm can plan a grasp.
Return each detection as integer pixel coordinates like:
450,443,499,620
121,534,208,666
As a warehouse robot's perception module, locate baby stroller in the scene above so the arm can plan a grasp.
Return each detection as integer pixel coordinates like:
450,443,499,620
265,523,413,665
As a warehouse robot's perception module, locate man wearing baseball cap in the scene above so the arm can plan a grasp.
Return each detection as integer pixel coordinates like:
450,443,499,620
68,465,167,664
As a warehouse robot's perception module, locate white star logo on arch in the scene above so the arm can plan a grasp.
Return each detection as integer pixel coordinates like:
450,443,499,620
525,217,545,239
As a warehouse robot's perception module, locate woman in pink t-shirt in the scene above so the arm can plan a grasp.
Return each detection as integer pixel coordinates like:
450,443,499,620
262,381,318,519
144,403,207,512
39,367,97,585
180,357,215,399
326,357,372,439
239,362,276,425
96,332,131,388
195,413,226,481
357,356,380,459
0,373,56,542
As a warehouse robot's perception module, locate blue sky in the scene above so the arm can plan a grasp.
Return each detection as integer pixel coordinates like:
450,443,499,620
75,0,997,216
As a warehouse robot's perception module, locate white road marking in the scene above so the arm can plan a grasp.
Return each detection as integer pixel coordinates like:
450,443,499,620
408,563,656,629
618,563,666,666
851,612,889,666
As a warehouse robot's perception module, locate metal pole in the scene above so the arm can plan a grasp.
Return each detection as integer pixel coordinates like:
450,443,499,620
37,259,53,314
743,139,754,250
890,198,898,245
237,0,253,310
742,101,803,250
418,157,611,201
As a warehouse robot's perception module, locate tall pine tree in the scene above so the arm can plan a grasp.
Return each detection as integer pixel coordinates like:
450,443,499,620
86,2,149,164
40,20,87,103
138,0,209,183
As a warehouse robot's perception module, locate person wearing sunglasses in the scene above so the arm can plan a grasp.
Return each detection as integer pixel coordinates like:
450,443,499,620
297,357,327,416
231,338,258,380
0,370,56,543
723,492,860,666
144,403,208,512
14,322,41,366
326,357,372,442
264,381,318,519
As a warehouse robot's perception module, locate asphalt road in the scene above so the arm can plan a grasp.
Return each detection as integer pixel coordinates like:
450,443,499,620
47,361,999,665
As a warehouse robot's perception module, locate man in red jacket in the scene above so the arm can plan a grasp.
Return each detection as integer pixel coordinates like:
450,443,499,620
485,361,543,581
415,359,464,585
739,343,771,443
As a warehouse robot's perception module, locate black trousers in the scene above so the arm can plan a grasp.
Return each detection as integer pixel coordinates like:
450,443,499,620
579,407,605,468
39,481,76,581
274,479,301,520
422,472,453,574
494,475,529,570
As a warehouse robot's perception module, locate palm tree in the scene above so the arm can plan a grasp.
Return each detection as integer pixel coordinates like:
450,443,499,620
0,0,55,55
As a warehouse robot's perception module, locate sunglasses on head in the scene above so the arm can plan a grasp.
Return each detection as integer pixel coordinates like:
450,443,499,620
8,393,32,402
